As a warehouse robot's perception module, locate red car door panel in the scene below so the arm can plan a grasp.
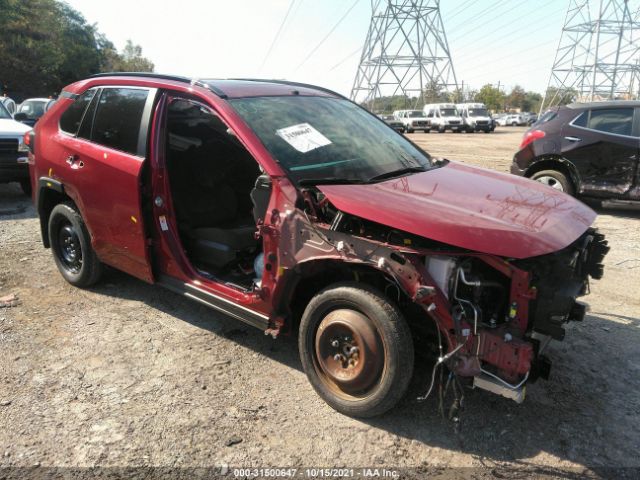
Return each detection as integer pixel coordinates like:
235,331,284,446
56,87,156,283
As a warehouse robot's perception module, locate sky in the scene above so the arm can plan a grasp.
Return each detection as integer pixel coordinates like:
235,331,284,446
63,0,569,97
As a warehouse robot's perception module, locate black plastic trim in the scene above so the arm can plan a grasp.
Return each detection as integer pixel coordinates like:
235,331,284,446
158,275,269,331
38,176,64,194
60,91,79,100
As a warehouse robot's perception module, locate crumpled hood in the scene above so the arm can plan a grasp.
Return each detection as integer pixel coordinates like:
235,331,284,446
318,161,596,259
0,118,31,136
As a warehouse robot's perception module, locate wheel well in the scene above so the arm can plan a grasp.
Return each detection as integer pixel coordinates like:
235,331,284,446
38,188,75,248
280,260,431,339
524,157,578,189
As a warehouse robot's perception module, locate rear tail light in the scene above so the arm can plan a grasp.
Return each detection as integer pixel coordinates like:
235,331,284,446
24,130,35,154
520,129,545,148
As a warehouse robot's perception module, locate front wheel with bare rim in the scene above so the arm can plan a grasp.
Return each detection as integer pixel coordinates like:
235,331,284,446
299,283,414,418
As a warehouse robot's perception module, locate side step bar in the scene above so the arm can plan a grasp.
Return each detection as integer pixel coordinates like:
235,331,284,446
158,275,270,331
601,199,640,210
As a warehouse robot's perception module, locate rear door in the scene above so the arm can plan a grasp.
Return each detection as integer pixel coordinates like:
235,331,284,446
561,106,639,198
58,86,157,282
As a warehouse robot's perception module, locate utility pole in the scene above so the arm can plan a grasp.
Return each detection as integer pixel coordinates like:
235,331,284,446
540,0,640,112
350,0,458,111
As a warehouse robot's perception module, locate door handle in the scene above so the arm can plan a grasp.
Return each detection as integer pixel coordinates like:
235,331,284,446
66,154,78,165
564,136,581,142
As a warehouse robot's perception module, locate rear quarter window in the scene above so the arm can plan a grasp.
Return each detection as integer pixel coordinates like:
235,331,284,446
91,88,149,155
59,89,96,135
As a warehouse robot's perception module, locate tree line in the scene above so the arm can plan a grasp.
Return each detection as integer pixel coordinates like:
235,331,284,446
362,83,576,114
0,0,154,101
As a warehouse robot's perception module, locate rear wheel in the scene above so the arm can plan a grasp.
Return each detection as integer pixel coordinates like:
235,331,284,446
530,169,574,195
48,202,103,287
299,283,414,418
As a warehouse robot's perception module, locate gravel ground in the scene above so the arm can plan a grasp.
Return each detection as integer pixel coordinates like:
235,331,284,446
0,127,639,478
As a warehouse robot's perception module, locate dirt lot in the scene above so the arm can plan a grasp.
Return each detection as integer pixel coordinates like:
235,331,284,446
1,127,639,478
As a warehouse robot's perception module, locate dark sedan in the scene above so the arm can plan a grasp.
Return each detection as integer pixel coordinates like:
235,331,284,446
511,101,640,207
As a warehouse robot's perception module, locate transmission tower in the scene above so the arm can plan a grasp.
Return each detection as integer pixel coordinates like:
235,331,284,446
350,0,458,111
541,0,640,111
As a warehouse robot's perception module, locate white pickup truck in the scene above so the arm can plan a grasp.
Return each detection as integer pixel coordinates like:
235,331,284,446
392,109,431,133
0,101,32,195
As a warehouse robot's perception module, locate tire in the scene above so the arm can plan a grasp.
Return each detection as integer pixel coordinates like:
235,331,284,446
48,202,103,287
425,129,431,134
530,169,575,196
438,126,445,133
299,282,414,418
19,179,32,197
511,122,517,127
407,128,414,134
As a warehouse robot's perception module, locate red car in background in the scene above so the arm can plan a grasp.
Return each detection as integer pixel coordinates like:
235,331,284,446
27,73,608,418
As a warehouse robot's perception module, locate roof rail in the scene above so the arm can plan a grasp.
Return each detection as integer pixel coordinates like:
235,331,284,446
88,72,228,98
89,72,193,84
229,78,346,100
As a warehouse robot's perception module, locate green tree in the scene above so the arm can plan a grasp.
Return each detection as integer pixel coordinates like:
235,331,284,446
0,0,154,99
522,91,542,112
422,80,449,104
507,85,526,110
474,84,505,111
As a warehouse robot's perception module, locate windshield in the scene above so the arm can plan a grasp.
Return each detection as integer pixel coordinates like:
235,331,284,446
0,102,11,119
439,108,458,117
468,108,488,117
19,101,46,119
408,111,423,118
230,96,433,184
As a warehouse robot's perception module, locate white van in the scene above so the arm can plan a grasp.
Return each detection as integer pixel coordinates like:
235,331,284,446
456,102,493,133
422,103,463,132
392,109,431,133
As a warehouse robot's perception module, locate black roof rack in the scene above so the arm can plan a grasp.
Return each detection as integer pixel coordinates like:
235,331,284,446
87,72,227,98
229,78,346,100
89,72,193,83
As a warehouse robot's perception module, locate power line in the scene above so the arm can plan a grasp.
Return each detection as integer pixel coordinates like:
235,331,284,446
330,45,362,71
259,0,298,72
454,0,564,62
447,0,510,36
443,0,476,23
294,0,361,72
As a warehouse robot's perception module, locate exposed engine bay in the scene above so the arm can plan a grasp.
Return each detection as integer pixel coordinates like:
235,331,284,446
284,186,610,406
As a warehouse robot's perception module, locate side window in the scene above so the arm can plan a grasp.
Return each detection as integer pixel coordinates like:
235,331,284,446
572,111,588,127
92,88,149,155
77,89,101,140
59,89,96,135
587,108,633,136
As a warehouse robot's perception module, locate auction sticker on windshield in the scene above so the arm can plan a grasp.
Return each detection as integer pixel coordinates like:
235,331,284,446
276,123,332,153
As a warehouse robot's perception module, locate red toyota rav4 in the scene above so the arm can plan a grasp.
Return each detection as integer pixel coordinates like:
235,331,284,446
27,73,608,417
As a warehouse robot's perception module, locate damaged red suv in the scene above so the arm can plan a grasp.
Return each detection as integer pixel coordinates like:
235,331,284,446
28,73,608,417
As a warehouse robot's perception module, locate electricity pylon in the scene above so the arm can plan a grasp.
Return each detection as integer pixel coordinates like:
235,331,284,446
350,0,458,110
541,0,640,111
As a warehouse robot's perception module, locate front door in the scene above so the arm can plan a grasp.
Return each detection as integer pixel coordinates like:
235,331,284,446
561,107,639,198
58,86,157,282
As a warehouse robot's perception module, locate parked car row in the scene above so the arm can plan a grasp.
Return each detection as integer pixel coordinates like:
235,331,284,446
1,95,56,126
381,103,538,134
0,100,32,195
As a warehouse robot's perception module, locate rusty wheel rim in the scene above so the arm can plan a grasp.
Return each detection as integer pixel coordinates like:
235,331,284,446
314,309,384,398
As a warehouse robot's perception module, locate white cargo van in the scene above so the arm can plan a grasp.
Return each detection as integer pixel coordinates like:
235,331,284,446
456,102,493,133
422,103,463,133
392,109,431,133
